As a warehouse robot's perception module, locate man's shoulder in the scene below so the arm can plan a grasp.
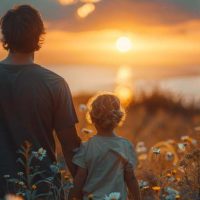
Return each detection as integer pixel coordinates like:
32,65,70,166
32,64,63,80
31,64,67,87
22,64,70,97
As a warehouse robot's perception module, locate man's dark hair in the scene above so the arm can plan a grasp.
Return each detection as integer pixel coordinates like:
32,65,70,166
0,5,45,53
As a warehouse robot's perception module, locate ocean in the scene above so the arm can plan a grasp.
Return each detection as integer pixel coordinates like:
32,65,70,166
46,65,200,102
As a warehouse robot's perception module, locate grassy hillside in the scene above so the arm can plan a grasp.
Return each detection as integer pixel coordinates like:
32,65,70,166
73,91,200,147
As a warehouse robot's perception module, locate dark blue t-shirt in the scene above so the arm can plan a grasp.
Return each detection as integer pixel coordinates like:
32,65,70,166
0,63,78,195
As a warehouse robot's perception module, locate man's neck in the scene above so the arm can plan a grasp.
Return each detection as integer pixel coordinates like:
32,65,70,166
1,52,34,65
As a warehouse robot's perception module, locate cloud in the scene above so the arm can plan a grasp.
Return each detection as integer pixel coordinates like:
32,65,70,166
0,0,200,32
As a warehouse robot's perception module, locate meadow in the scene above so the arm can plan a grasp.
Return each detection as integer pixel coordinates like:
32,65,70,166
72,90,200,200
3,90,200,200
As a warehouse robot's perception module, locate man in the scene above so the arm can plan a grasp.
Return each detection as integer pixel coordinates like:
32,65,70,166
0,5,81,197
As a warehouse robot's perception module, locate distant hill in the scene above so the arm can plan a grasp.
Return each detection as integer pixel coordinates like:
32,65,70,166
73,90,200,147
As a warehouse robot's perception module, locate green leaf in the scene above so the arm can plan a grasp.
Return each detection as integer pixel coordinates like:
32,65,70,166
33,178,53,186
29,170,46,183
17,149,26,157
16,157,25,166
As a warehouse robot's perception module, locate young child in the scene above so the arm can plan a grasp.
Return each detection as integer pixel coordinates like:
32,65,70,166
69,93,141,200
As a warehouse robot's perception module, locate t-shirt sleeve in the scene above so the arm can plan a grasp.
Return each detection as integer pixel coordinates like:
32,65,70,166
72,143,87,169
53,79,78,132
125,142,137,170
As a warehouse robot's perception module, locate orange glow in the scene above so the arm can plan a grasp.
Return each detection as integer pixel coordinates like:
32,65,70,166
80,0,101,2
58,0,77,5
77,3,95,18
1,20,200,67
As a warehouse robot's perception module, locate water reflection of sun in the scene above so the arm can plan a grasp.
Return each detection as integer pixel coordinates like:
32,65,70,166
116,65,133,84
115,85,133,106
115,65,134,106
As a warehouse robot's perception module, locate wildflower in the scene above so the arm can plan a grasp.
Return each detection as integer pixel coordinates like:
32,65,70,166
143,186,150,189
165,187,180,200
168,176,176,182
3,174,10,179
178,165,185,172
64,175,70,180
79,104,88,112
165,152,174,161
33,148,46,161
17,172,24,176
18,181,25,186
166,173,171,178
152,147,161,155
38,148,46,159
172,169,177,175
136,146,147,154
88,194,94,200
32,184,37,190
136,141,147,153
177,143,187,152
81,128,93,134
180,135,190,142
104,192,121,200
139,180,149,189
152,186,161,192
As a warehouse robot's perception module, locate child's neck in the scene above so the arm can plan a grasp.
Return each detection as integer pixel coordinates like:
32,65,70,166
96,128,115,137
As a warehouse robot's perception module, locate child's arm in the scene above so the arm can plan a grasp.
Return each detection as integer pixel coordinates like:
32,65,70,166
68,167,87,200
125,166,141,200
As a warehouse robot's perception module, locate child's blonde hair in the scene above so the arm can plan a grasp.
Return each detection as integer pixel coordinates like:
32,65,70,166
87,92,126,130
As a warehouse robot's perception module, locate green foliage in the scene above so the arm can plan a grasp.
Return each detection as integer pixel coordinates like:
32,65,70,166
4,141,72,200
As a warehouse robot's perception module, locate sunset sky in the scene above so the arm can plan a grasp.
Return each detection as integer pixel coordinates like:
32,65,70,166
0,0,200,68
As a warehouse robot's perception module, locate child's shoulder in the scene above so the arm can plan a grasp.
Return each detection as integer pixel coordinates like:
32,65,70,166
83,135,134,148
115,135,134,146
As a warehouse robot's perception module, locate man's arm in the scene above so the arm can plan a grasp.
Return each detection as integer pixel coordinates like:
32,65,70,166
125,166,141,200
56,125,81,177
68,166,87,200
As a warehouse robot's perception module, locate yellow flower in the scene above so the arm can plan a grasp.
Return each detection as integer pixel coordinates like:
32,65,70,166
175,194,181,199
32,185,37,190
152,186,161,191
176,177,181,182
172,169,177,175
64,175,70,180
166,173,171,178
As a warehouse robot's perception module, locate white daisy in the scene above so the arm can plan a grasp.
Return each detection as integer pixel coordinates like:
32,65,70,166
104,192,121,200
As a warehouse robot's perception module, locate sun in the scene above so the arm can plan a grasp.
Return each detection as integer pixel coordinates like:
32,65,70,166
116,36,132,53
